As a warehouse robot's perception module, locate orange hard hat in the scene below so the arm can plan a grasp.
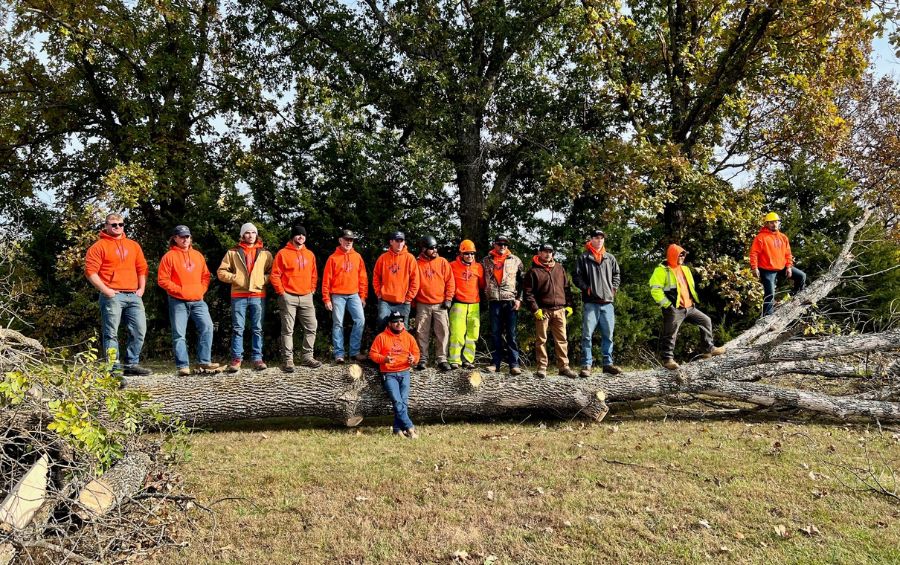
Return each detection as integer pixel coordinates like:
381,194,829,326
459,239,476,253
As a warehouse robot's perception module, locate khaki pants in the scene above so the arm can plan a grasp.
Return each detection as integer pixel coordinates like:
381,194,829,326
279,292,317,361
415,303,449,363
534,308,569,371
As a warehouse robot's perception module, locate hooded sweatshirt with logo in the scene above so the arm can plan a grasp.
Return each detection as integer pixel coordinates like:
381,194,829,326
158,243,211,301
271,242,318,296
749,228,793,271
368,326,421,373
416,253,455,305
217,239,273,298
321,246,368,304
450,257,486,303
373,247,420,303
84,230,149,291
523,255,574,312
649,244,700,309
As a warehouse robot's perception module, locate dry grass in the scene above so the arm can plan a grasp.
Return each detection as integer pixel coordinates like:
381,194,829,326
152,412,900,564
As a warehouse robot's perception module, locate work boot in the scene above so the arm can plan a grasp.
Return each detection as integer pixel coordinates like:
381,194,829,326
663,359,680,370
602,364,623,375
535,370,547,379
706,346,726,357
438,361,452,372
334,357,345,365
579,366,592,378
227,359,242,373
559,367,577,378
415,361,427,371
253,360,268,371
282,359,295,373
123,365,152,376
197,362,220,371
462,362,476,369
486,365,498,373
449,363,461,370
510,366,523,376
177,367,191,377
353,353,368,362
301,357,322,369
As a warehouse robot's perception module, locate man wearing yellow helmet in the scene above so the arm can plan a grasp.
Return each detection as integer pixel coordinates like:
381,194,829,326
749,212,806,316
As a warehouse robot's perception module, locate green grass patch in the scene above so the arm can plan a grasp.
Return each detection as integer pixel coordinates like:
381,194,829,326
153,415,900,564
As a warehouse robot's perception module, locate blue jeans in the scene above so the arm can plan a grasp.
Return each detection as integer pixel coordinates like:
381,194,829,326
99,292,146,368
383,370,414,433
168,297,214,369
331,293,365,358
760,267,807,316
582,302,615,367
231,297,265,361
377,300,411,332
489,300,520,368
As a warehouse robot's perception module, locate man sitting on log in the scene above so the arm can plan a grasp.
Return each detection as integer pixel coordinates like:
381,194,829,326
749,212,807,316
157,225,219,376
649,244,725,370
413,235,455,372
523,243,577,379
369,310,421,439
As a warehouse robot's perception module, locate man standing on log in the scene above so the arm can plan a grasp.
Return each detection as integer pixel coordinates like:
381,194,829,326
523,243,577,379
749,212,807,316
322,229,368,364
157,225,219,376
448,240,486,369
649,244,725,370
573,228,622,377
482,235,525,375
217,223,274,372
84,213,151,376
271,224,321,372
369,310,421,439
372,231,420,332
413,235,455,372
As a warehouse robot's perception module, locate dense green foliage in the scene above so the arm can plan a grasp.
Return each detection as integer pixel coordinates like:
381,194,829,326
0,0,897,364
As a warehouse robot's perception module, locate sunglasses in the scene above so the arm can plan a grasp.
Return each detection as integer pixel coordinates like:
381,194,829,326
176,234,191,239
392,238,405,242
425,246,437,250
495,242,508,246
107,222,125,228
461,252,475,256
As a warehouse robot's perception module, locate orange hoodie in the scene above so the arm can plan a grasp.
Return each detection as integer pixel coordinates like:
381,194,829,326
749,228,792,271
84,230,149,291
157,244,210,301
450,257,485,303
322,246,368,303
416,253,455,304
373,248,420,303
271,242,318,296
666,244,693,308
368,326,420,373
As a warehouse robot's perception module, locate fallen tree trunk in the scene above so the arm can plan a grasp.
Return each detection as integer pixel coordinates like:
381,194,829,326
120,211,900,426
75,452,153,519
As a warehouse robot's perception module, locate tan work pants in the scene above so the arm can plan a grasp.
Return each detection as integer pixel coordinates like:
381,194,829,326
534,308,569,370
415,303,449,363
279,292,317,361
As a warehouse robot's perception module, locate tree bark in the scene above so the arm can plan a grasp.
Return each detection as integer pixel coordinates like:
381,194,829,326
75,452,152,519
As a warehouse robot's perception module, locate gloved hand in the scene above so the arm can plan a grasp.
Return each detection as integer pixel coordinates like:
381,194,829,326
565,307,573,317
443,300,452,310
534,309,544,320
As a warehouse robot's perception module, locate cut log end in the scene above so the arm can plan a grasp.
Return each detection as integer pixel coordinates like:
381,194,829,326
76,452,152,519
345,415,364,427
467,371,482,391
347,364,363,381
582,390,610,423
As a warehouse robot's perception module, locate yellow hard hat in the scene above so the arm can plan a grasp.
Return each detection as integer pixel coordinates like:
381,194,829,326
763,212,780,222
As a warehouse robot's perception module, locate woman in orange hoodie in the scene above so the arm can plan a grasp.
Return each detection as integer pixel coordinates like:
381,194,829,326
157,225,219,376
369,310,421,438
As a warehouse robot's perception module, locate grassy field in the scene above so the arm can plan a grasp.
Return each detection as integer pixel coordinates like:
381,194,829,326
152,411,900,564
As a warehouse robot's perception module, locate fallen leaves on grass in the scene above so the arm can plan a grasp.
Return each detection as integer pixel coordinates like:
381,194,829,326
698,519,712,530
799,525,821,536
773,524,790,538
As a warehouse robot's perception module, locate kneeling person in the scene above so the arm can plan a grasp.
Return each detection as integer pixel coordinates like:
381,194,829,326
369,311,421,439
158,225,219,376
649,244,724,369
